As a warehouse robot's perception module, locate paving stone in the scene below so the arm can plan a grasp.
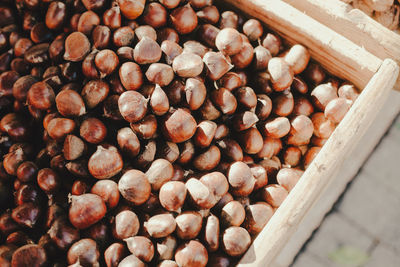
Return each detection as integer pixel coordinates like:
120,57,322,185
362,135,400,195
364,243,400,267
337,172,400,251
292,251,333,267
305,212,374,263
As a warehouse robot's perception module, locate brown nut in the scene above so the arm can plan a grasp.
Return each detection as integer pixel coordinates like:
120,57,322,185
162,108,197,143
175,240,208,267
119,62,143,90
268,57,294,91
67,238,100,266
113,210,140,240
338,84,359,102
227,162,256,196
159,181,187,212
173,52,204,78
287,115,314,146
150,84,169,116
222,226,251,257
284,44,310,74
194,120,217,148
118,91,148,123
324,98,352,124
157,235,177,260
146,159,174,191
176,211,203,239
276,168,304,192
193,145,221,171
170,4,198,34
104,243,127,267
11,244,46,267
311,112,336,139
244,202,274,234
203,52,233,80
273,90,294,117
64,32,90,62
204,214,220,252
119,169,151,205
88,145,123,179
117,127,140,158
80,117,107,144
91,180,120,209
303,146,321,169
125,236,154,262
311,82,338,110
69,194,107,229
249,163,268,190
238,127,264,155
261,184,288,208
56,89,86,117
118,0,146,19
146,63,175,86
47,118,76,141
263,117,290,138
144,214,176,238
134,37,162,64
221,200,245,227
186,178,217,209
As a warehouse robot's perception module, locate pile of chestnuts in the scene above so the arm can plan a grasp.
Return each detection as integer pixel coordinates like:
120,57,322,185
0,0,359,266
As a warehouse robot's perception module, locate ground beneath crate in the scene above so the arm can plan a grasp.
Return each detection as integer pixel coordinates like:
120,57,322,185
292,114,400,267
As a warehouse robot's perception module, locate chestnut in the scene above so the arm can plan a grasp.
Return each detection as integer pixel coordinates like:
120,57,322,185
268,57,294,91
193,145,221,171
195,120,218,148
125,236,154,262
146,159,174,191
221,200,245,227
219,11,239,29
130,115,158,139
150,84,169,116
88,145,123,179
324,98,352,124
117,127,140,158
80,118,107,144
304,146,321,169
67,238,100,266
118,0,146,19
170,4,198,34
64,134,86,161
134,37,162,65
338,84,359,102
69,193,107,229
144,213,176,238
276,168,304,192
175,240,208,267
104,243,127,267
244,202,274,234
118,91,148,123
91,180,120,209
118,169,151,205
81,80,110,109
311,112,335,139
46,118,76,141
311,82,338,110
11,244,47,267
119,62,143,91
203,52,233,80
113,210,140,240
175,211,203,239
118,255,145,267
64,32,91,62
159,181,187,212
56,89,86,117
227,162,256,196
222,226,251,257
173,52,204,78
243,19,263,41
27,81,55,110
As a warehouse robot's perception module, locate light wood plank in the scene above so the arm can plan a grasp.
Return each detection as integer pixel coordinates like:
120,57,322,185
237,59,399,266
282,0,400,91
272,90,400,267
219,0,382,91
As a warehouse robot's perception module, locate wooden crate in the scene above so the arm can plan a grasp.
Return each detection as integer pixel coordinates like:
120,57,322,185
216,0,400,266
282,0,400,91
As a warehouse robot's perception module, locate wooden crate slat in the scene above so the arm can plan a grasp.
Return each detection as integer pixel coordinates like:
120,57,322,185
219,0,382,91
282,0,400,91
237,59,399,266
